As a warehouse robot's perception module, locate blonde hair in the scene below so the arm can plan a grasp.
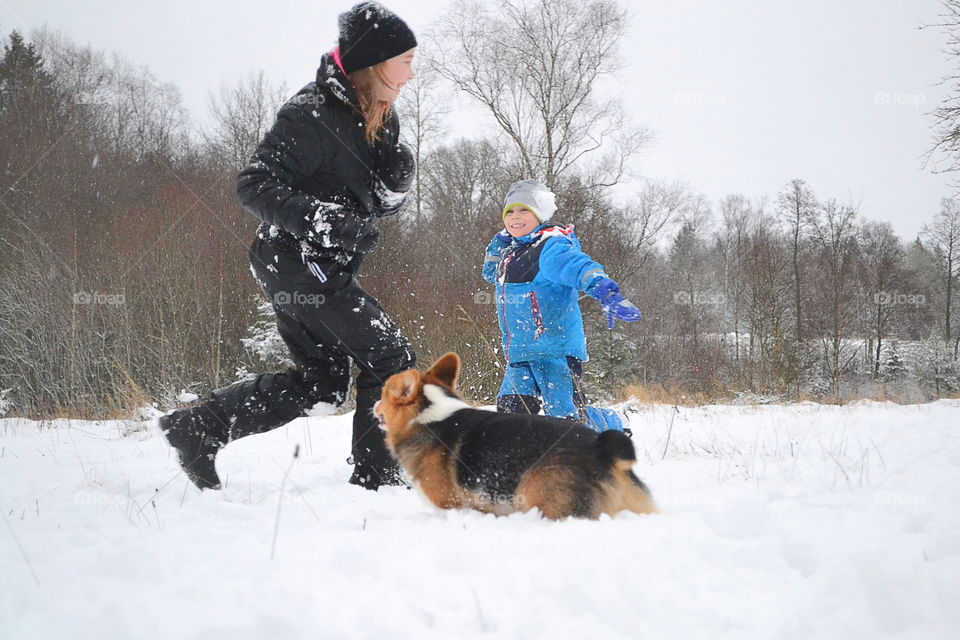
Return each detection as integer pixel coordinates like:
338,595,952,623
347,63,392,145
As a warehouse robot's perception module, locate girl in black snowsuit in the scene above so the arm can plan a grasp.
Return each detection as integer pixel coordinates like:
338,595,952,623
160,2,418,491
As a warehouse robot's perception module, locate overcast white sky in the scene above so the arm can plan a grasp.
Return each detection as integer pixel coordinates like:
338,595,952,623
2,0,954,240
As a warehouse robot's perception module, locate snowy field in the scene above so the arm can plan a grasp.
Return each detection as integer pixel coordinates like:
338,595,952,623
2,400,959,639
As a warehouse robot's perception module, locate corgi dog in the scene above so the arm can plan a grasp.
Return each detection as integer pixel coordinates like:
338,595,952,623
374,352,657,520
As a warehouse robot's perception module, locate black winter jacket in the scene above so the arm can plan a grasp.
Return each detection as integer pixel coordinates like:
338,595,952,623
236,52,414,267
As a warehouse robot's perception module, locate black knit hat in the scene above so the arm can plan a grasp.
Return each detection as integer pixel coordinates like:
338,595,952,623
338,2,417,74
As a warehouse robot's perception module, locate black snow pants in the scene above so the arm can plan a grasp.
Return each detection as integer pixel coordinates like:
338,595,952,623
200,237,415,485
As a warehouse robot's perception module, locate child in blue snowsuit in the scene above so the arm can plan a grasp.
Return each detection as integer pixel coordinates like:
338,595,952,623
482,180,642,432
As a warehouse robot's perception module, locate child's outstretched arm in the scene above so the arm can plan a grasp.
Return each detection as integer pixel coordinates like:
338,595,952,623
482,230,512,284
539,237,641,329
585,277,642,329
538,236,608,291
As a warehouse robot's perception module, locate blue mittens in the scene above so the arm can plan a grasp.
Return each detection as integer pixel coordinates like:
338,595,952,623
586,277,642,329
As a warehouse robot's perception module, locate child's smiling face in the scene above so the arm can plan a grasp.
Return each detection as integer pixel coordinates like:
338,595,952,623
504,205,540,238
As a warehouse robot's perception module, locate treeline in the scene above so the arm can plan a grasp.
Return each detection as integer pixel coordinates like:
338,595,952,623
0,29,262,416
368,151,960,406
0,21,958,418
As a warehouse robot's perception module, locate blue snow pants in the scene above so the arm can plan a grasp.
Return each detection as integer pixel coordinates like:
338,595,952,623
496,357,625,432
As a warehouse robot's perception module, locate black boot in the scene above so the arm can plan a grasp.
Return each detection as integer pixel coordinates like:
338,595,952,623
349,386,404,491
348,460,405,490
159,402,229,490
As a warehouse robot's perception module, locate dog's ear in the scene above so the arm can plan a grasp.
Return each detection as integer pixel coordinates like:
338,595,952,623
425,352,461,390
385,369,420,405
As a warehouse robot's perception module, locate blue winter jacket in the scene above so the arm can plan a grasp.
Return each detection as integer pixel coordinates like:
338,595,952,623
482,224,606,363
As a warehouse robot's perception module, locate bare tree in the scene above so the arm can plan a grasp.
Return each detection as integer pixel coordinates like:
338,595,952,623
741,215,795,392
78,55,190,161
206,69,287,170
923,197,960,347
428,0,649,190
925,0,960,175
859,221,905,377
601,179,689,285
668,196,713,363
419,137,512,226
807,200,860,400
31,26,110,133
777,178,817,341
395,57,449,221
716,194,755,362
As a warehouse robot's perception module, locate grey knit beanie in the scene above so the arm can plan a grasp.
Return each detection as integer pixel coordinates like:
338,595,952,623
501,180,557,223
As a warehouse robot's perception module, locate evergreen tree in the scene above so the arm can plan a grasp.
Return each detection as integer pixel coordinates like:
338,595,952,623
240,296,292,370
0,29,66,201
0,30,56,116
881,341,908,381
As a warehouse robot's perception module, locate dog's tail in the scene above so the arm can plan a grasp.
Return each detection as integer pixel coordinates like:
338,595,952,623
595,430,636,472
594,430,656,514
596,430,652,494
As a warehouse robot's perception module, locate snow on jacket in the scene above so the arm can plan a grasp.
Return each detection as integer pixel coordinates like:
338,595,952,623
236,51,414,268
482,224,606,363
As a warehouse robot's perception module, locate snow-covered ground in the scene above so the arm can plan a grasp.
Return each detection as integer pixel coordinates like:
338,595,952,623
2,400,959,639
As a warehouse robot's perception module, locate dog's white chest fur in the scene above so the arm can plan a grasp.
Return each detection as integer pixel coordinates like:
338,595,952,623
414,384,470,425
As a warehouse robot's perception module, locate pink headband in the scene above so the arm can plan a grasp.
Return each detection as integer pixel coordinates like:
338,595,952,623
331,46,347,75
